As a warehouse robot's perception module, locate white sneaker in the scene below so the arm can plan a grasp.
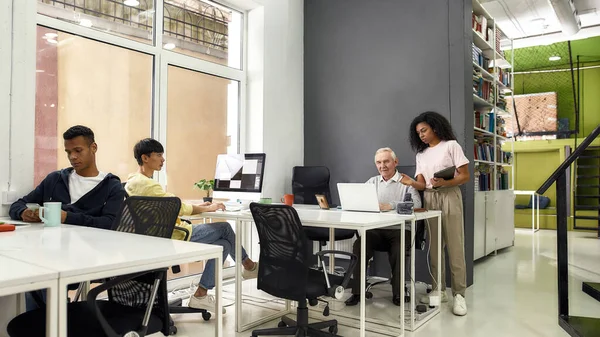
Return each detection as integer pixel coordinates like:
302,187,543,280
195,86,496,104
420,290,448,305
242,261,259,279
188,294,226,314
452,294,467,316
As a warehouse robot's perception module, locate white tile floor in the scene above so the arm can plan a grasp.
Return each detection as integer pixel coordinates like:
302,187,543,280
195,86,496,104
160,229,600,337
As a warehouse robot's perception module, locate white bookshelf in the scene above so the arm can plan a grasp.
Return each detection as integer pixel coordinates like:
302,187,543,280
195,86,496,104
471,0,514,192
472,0,515,260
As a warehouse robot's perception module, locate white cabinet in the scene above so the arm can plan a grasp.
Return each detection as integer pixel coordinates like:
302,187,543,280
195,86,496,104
474,190,515,260
473,192,486,260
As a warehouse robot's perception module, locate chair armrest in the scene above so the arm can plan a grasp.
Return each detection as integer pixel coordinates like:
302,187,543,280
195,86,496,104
172,224,190,274
315,250,357,290
174,224,191,241
86,269,167,337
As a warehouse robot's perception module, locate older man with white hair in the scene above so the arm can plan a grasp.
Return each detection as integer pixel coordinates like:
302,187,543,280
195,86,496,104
345,147,422,307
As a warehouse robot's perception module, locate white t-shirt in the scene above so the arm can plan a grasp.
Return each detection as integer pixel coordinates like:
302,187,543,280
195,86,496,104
415,140,469,189
69,171,107,204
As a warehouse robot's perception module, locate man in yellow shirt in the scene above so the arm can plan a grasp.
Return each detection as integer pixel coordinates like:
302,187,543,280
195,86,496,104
125,138,258,313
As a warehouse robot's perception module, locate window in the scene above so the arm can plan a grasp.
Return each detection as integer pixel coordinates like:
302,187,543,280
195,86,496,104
164,65,239,200
34,26,153,184
38,0,156,43
163,0,242,69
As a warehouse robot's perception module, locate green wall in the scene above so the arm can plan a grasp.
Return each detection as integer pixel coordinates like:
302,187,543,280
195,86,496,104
507,36,600,136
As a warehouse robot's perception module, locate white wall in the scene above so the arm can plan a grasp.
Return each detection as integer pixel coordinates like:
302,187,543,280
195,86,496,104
0,0,12,217
0,0,36,217
253,0,304,199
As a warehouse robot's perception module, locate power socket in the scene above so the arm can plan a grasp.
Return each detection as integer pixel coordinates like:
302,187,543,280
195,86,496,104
2,191,18,205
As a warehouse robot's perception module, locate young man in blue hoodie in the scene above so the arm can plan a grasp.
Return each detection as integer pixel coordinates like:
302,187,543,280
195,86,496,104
10,125,125,229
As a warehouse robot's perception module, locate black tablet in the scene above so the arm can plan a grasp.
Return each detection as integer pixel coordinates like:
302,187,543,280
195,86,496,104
434,166,456,180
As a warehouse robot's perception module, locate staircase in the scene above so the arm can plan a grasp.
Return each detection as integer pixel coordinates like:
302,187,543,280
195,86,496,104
537,125,600,337
574,146,600,236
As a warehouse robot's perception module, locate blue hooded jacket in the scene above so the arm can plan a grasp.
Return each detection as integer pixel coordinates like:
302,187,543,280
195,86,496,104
9,168,125,230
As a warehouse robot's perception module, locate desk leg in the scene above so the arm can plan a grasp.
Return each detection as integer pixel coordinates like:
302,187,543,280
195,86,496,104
437,214,441,311
409,221,414,331
359,228,366,337
235,219,242,332
58,281,68,337
46,280,58,337
531,196,535,233
328,227,335,274
536,195,540,232
215,253,223,337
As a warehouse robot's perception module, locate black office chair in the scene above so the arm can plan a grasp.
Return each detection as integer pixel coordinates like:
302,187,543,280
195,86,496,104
7,197,182,337
249,203,357,337
292,166,356,270
113,196,212,323
121,182,190,274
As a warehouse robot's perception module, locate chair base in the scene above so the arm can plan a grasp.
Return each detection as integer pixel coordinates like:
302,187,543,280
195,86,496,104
251,307,339,337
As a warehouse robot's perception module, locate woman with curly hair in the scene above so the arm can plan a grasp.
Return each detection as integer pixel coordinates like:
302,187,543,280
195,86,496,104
399,111,470,316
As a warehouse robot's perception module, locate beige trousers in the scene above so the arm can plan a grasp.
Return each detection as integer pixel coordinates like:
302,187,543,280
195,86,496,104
424,186,466,297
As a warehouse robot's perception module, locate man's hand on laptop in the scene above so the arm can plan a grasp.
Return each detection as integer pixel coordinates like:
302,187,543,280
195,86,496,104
379,203,393,211
206,202,226,212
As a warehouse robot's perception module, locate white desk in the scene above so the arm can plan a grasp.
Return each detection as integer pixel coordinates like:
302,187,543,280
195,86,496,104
0,220,224,337
513,190,540,232
0,256,58,337
188,206,442,336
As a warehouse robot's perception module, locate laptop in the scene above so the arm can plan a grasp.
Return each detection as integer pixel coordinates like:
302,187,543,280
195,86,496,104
337,183,390,213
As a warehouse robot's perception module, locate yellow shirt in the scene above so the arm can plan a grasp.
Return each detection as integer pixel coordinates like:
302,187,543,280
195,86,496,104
125,172,193,241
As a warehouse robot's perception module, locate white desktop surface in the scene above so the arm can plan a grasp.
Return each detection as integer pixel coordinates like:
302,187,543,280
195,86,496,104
0,255,59,337
0,255,57,289
0,217,224,337
0,222,222,278
191,205,440,230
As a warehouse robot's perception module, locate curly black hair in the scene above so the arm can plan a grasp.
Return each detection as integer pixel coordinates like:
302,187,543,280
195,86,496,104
409,111,457,153
133,138,164,166
63,125,95,145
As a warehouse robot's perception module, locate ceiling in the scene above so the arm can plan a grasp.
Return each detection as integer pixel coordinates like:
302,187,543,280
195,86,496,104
480,0,600,41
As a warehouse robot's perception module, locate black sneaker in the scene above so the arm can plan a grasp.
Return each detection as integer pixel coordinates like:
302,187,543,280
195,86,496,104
344,294,360,306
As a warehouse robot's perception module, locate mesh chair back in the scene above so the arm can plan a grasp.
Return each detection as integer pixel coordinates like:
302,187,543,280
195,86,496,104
292,166,331,205
111,196,181,238
109,196,181,308
249,203,309,302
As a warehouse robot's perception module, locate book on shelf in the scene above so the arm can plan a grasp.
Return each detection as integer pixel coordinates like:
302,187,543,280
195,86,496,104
497,167,509,190
497,68,510,87
474,111,491,131
474,141,495,162
472,44,490,69
473,76,492,101
472,13,487,39
474,166,492,192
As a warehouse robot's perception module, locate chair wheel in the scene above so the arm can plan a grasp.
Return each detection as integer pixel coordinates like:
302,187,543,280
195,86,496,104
329,325,338,334
169,326,178,335
202,311,212,321
365,292,373,299
278,320,287,327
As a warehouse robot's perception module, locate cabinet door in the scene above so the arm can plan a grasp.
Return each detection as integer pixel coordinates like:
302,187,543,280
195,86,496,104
473,192,486,260
485,192,497,255
494,190,515,250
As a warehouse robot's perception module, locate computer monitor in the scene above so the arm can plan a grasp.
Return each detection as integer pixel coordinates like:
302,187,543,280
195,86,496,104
212,153,266,201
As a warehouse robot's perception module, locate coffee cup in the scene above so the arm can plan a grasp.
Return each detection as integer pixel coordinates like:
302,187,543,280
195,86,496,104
39,202,62,227
281,194,294,206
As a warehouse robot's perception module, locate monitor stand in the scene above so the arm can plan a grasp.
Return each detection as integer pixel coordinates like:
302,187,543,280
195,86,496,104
212,191,261,203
